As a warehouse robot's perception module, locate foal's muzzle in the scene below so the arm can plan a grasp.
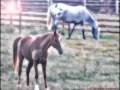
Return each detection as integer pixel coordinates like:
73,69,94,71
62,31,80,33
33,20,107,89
59,48,63,55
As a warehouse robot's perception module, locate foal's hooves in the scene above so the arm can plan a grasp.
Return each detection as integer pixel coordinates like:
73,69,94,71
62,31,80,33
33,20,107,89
17,84,22,87
26,85,32,89
34,84,39,90
45,87,50,90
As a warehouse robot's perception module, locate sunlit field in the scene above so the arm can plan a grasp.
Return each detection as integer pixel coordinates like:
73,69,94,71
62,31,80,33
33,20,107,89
1,24,119,90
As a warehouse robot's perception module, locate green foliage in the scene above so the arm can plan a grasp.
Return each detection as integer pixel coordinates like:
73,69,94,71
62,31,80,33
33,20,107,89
1,50,10,55
1,25,15,34
59,28,69,36
59,29,66,36
100,33,118,39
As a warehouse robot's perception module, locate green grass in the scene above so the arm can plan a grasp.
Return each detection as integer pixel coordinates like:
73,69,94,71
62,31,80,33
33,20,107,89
1,25,119,90
105,60,119,65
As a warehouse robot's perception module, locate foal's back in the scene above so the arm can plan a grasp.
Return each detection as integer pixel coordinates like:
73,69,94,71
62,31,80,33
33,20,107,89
18,33,53,60
20,33,52,49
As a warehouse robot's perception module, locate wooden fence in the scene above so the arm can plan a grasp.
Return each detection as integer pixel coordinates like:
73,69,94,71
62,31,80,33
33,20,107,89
1,0,119,34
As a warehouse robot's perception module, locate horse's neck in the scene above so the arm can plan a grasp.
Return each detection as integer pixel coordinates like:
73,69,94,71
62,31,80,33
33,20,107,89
39,36,51,53
87,10,98,28
89,15,98,28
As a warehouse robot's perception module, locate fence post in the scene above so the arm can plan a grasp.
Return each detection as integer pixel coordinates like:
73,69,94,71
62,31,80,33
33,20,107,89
47,0,53,7
10,0,14,25
19,11,22,34
10,13,13,25
116,0,119,14
18,0,22,34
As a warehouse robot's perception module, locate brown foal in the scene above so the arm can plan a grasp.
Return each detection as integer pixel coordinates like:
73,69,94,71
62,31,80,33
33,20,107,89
13,31,63,90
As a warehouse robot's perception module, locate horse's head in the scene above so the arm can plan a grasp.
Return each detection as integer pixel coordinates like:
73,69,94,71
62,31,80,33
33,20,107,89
51,31,63,55
92,26,100,40
53,8,65,19
51,7,66,31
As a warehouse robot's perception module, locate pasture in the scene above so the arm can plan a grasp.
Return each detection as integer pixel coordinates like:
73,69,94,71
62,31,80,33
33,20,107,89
1,21,119,90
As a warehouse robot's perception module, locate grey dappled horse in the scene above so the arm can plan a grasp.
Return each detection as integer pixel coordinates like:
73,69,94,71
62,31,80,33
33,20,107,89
47,3,100,40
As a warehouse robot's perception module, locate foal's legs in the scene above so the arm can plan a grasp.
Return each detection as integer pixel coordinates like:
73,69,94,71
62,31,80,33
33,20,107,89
26,61,33,86
18,53,24,86
42,62,47,89
33,60,39,90
67,24,76,39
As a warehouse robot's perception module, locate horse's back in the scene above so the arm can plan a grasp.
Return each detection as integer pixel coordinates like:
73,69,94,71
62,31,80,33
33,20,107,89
51,3,86,10
51,3,91,21
18,36,35,60
20,36,34,48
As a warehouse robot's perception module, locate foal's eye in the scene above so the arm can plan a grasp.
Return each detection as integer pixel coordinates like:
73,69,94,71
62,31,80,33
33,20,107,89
54,39,58,43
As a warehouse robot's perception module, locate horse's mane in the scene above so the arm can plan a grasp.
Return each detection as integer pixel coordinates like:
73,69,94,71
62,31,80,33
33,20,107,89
36,32,53,40
87,8,97,21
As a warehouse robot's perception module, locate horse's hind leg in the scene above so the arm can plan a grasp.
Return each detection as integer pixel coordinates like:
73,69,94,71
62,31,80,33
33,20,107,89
18,53,24,87
26,61,33,86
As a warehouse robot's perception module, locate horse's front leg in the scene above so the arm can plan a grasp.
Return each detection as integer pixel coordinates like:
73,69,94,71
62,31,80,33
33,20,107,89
67,24,76,39
42,61,49,90
80,21,86,39
33,60,39,90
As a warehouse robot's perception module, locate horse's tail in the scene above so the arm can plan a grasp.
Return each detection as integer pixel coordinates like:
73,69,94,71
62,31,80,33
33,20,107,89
13,36,22,72
46,6,53,30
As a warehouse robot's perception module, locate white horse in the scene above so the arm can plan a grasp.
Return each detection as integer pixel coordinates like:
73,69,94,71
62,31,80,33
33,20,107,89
47,3,100,40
